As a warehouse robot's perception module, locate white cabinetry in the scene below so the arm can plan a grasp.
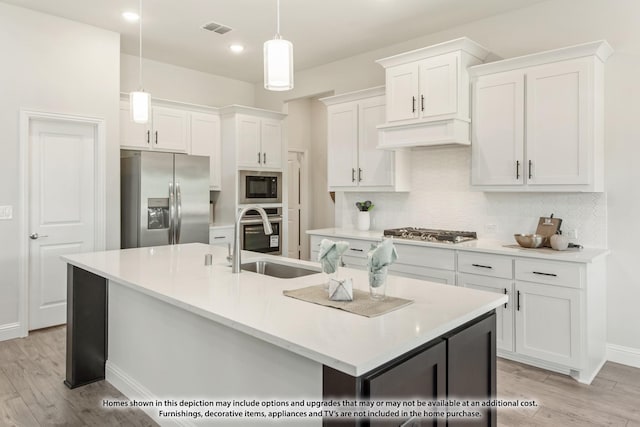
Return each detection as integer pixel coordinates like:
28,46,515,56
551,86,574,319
470,40,613,192
375,38,490,148
120,103,190,153
321,87,410,192
458,252,514,352
209,225,234,247
232,112,283,170
309,235,376,270
190,112,222,190
390,243,456,285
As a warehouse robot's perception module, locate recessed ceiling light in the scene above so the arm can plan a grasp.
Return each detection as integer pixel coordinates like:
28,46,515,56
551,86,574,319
229,44,245,53
122,11,140,22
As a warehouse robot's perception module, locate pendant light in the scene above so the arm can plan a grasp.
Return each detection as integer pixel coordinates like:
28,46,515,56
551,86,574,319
264,0,294,91
130,0,150,123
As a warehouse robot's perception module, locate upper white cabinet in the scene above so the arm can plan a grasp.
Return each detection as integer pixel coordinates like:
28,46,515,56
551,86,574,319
375,38,490,148
120,100,222,190
320,87,410,192
120,103,189,153
470,40,613,192
221,106,285,170
190,112,222,190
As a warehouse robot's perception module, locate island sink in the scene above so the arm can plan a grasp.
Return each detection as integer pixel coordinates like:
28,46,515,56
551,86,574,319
241,259,321,278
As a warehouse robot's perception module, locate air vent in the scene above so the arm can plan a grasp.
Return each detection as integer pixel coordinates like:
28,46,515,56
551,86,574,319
201,21,233,35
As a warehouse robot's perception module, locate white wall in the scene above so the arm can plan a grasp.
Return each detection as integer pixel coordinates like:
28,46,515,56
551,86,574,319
255,0,640,353
0,3,120,333
121,53,255,107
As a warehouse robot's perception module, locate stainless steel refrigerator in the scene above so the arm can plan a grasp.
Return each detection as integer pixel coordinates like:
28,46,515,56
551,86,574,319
121,150,209,248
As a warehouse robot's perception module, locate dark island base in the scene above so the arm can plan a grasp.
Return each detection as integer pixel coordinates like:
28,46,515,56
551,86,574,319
323,312,497,427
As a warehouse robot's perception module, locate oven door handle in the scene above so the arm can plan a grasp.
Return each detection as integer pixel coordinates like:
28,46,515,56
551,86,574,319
240,217,283,225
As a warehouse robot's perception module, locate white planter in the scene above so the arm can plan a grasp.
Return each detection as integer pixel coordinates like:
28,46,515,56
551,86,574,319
357,211,371,231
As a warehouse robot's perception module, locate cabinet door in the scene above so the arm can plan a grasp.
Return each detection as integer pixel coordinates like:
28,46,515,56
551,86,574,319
471,71,525,186
385,62,419,122
151,107,189,153
326,102,358,188
459,273,513,352
236,115,262,168
190,112,221,190
525,59,590,186
357,96,393,187
260,119,282,169
120,102,150,150
515,281,581,367
419,53,458,118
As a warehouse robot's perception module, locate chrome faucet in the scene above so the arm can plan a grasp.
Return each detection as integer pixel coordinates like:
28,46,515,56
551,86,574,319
232,206,273,273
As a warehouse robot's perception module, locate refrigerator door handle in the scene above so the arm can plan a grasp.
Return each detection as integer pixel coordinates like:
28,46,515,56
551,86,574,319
168,182,175,244
175,182,182,244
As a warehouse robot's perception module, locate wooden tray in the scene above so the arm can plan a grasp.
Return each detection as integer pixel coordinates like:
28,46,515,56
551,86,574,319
535,217,562,247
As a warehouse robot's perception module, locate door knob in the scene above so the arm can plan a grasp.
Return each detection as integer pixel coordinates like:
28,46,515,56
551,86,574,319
29,233,48,240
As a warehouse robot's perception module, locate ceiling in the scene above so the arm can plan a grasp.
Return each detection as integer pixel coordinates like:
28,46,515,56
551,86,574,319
2,0,548,83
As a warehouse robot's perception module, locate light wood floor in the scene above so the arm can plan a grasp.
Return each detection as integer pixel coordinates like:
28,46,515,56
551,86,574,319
1,326,640,426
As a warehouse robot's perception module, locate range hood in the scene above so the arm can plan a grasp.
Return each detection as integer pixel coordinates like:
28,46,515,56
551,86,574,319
375,37,492,149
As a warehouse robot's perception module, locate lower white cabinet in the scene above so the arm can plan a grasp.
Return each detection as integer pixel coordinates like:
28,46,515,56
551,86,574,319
459,273,514,352
209,225,233,247
514,281,581,367
389,243,456,285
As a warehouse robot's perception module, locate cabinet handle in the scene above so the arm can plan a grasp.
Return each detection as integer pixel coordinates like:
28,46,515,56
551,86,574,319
263,153,266,164
155,131,158,145
503,288,508,309
350,248,364,252
533,271,557,277
412,96,416,113
146,130,150,144
517,290,521,311
471,263,493,269
358,168,362,182
258,152,261,164
421,95,425,112
528,160,533,179
516,161,520,179
213,236,225,240
352,168,356,183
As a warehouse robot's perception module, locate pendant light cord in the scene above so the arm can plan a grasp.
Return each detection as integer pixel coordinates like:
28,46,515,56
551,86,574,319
138,0,143,89
276,0,281,38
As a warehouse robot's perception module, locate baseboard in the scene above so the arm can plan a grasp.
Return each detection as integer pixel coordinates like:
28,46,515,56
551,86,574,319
607,343,640,369
106,362,194,427
0,322,23,342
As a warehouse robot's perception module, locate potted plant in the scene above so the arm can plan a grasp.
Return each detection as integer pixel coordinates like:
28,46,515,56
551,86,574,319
355,200,374,231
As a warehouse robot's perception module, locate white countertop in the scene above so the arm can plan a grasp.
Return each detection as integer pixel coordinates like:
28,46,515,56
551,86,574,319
307,228,609,263
62,243,505,377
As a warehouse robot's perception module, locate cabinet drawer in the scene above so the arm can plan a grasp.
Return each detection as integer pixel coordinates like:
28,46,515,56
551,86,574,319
389,264,456,285
309,235,377,260
458,252,513,279
394,243,455,271
515,259,583,289
209,226,233,245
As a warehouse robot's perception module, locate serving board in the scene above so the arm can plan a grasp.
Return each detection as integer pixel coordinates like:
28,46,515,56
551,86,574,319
535,217,562,247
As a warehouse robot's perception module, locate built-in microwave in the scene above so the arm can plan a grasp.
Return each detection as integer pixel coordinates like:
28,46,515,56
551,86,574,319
239,170,282,204
240,208,282,255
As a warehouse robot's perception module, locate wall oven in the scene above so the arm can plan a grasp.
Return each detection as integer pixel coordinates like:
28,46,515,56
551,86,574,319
240,208,282,255
239,170,282,204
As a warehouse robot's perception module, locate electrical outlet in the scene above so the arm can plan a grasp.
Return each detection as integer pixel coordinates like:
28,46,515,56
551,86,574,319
0,206,12,220
485,224,497,233
567,229,578,239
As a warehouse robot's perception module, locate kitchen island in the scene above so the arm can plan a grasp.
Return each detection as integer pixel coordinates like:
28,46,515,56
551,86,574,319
62,243,506,426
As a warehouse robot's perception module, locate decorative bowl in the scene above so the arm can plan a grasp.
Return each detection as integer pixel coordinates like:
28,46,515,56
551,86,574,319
514,233,545,248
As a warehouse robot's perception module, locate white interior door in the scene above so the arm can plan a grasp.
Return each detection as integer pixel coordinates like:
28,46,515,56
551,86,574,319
28,119,96,330
287,151,301,259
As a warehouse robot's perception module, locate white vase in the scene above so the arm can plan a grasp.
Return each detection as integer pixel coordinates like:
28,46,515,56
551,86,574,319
357,211,370,231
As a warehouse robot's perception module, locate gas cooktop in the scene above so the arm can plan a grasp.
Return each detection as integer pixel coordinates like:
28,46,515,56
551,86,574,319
383,227,477,244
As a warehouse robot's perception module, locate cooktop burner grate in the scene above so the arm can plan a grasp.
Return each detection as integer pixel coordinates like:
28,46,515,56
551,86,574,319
383,227,477,244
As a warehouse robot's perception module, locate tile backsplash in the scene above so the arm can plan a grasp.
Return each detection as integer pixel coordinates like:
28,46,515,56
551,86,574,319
335,146,607,247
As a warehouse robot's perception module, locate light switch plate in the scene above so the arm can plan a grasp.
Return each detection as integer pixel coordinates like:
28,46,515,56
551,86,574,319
0,206,12,220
